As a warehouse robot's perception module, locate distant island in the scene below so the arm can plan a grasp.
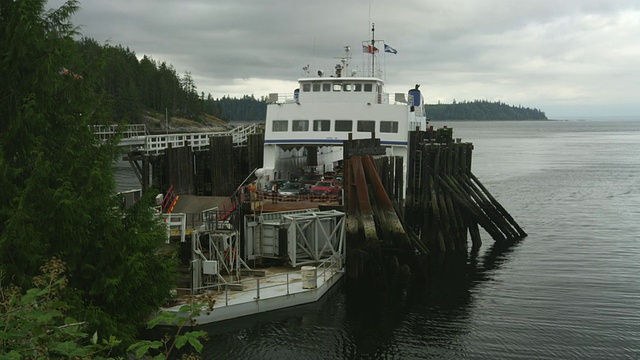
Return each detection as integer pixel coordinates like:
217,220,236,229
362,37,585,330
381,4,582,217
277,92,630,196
211,98,548,122
426,100,547,121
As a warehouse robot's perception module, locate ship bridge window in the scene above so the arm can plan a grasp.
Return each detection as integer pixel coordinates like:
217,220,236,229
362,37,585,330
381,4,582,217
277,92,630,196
322,83,331,92
380,121,399,133
332,83,342,91
335,120,352,132
273,120,288,132
343,84,353,91
302,83,311,92
313,119,331,131
364,83,373,92
313,83,321,91
354,84,362,92
292,120,309,132
357,120,375,133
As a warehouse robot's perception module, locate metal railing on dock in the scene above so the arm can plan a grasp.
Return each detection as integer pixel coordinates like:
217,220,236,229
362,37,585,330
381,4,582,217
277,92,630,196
92,123,260,154
91,124,148,140
178,252,344,304
257,191,341,204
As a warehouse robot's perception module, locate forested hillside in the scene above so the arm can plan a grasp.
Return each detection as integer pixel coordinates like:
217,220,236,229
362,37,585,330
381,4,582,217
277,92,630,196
214,94,267,122
75,38,266,123
426,100,547,120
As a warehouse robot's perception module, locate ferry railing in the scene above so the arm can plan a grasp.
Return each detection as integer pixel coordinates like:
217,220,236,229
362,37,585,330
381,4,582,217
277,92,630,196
183,252,344,306
266,93,296,104
266,91,409,106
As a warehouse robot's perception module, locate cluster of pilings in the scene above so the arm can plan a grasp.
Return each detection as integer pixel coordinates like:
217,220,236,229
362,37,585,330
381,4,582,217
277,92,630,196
345,127,527,287
404,128,527,252
345,155,427,289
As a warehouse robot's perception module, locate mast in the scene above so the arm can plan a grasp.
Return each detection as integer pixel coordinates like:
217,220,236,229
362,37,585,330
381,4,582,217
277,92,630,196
371,23,375,77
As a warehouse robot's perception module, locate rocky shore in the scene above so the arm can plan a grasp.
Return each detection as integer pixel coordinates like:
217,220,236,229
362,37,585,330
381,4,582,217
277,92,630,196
140,111,235,134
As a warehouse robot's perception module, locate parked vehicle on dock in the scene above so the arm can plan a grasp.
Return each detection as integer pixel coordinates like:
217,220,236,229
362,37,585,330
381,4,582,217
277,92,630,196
323,171,336,180
265,180,289,193
298,174,322,186
278,182,309,197
310,180,342,196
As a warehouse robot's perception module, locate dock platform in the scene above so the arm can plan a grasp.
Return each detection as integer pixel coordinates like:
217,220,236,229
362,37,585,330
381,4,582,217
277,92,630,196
166,264,344,325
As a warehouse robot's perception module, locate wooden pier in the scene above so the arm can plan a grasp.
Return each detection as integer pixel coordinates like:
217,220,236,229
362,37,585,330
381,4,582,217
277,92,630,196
113,124,526,290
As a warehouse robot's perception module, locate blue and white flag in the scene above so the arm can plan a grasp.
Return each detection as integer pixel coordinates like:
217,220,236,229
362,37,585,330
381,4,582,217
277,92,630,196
384,44,397,54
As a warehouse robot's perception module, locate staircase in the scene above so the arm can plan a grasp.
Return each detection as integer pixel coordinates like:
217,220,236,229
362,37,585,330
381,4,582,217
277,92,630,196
217,168,259,221
161,185,178,213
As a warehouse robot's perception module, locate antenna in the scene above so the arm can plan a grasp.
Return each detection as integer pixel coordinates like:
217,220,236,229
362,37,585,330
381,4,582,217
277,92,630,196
343,45,351,75
333,45,352,77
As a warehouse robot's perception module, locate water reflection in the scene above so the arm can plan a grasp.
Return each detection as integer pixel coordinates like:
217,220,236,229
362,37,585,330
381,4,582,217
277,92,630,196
193,238,525,359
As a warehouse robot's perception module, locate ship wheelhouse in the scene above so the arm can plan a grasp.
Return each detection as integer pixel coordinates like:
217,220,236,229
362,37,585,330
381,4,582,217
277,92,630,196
265,76,410,147
297,77,386,105
260,40,427,183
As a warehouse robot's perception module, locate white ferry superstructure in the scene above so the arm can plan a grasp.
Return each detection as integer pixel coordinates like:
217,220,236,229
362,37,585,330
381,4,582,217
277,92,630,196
261,35,428,185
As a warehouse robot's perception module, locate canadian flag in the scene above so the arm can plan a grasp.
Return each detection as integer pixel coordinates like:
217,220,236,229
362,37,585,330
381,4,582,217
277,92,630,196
362,45,379,54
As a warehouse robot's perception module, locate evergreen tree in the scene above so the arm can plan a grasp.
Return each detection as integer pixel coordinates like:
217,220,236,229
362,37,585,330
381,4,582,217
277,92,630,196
0,0,177,341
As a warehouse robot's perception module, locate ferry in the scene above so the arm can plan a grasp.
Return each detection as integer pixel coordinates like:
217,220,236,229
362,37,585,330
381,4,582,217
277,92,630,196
259,26,428,188
163,28,429,325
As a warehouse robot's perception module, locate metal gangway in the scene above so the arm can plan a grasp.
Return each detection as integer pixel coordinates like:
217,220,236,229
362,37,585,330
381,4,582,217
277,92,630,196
92,123,261,154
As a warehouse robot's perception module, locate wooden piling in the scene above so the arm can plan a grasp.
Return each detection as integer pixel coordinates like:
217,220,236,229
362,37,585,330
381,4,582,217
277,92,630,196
470,173,528,238
362,155,410,248
351,156,379,247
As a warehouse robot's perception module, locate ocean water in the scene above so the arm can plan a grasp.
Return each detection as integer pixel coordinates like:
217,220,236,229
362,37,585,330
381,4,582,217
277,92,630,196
117,120,640,359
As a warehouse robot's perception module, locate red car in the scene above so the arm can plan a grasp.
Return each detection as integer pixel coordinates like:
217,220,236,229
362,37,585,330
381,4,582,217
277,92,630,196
309,180,341,196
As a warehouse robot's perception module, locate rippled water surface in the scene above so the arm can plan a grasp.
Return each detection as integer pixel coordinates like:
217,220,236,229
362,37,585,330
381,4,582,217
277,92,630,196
160,120,640,359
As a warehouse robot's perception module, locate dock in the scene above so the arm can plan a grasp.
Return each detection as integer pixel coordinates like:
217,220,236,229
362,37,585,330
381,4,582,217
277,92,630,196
165,260,343,325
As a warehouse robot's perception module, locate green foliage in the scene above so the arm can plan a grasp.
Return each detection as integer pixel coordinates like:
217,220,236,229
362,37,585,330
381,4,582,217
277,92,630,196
0,0,177,342
209,94,267,122
1,259,206,360
128,303,207,360
426,100,547,120
0,258,121,359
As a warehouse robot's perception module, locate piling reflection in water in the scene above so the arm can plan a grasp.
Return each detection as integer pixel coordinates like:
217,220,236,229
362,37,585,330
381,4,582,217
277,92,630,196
197,238,524,360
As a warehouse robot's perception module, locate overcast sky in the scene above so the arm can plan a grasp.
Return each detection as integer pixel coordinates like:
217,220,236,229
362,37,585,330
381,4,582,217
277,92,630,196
48,0,640,119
